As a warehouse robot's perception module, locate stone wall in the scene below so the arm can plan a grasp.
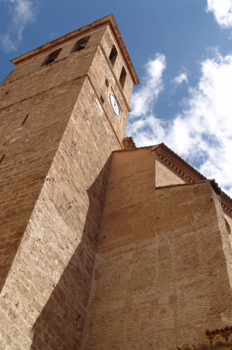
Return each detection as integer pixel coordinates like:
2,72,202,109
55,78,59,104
155,158,185,187
81,148,232,350
1,27,106,85
0,31,103,291
0,17,135,348
101,26,134,103
89,45,131,144
0,77,121,349
0,78,84,292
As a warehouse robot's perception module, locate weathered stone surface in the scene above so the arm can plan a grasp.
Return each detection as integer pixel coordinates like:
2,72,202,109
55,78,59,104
156,158,185,187
181,343,194,350
0,78,84,291
123,136,136,149
196,339,211,350
212,335,227,347
166,334,232,349
0,15,136,349
81,149,232,350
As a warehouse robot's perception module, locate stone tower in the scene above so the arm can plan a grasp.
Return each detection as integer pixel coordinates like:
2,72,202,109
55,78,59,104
1,15,232,350
0,15,139,349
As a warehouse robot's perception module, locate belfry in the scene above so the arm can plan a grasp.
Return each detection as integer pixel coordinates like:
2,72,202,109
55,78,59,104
0,15,232,350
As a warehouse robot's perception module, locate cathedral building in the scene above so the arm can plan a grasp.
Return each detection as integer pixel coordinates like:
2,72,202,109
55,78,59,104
0,14,232,350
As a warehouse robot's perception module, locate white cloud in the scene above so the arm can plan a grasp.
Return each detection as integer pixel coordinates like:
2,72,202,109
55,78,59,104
130,53,166,117
0,0,37,52
206,0,232,28
126,54,167,147
126,52,232,196
172,72,188,85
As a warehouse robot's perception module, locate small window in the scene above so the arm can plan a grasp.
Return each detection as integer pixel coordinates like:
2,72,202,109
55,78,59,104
71,36,90,53
119,67,126,88
41,48,62,67
109,45,117,66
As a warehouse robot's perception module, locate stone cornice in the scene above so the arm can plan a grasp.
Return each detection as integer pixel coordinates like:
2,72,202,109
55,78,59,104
167,329,232,349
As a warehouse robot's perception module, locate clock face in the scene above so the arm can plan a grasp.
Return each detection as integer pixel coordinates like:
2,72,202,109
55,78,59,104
110,94,120,117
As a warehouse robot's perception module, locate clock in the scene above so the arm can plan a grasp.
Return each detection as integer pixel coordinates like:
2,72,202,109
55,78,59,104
110,94,120,116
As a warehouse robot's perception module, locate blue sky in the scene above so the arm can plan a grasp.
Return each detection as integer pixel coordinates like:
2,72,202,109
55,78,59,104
0,0,232,196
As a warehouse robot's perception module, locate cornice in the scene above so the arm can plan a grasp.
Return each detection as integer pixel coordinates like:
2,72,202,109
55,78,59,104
167,328,232,350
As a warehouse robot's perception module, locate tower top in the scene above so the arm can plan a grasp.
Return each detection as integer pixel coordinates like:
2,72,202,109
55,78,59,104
11,14,140,86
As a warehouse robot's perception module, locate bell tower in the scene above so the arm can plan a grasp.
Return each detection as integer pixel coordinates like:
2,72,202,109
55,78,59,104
0,15,139,349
